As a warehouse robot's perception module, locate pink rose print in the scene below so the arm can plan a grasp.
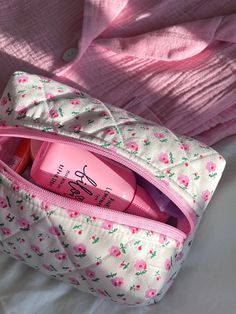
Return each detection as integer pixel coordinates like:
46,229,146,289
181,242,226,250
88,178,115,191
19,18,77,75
111,277,124,287
102,220,113,230
70,99,80,105
104,128,115,135
206,161,216,172
46,92,55,100
134,260,147,271
41,202,49,211
1,227,11,236
16,106,27,118
180,143,189,151
175,240,181,249
159,152,169,164
68,209,80,218
70,125,82,133
145,288,157,299
154,132,165,139
49,226,61,236
159,234,167,244
109,246,121,257
69,277,80,285
202,190,210,201
177,174,189,187
129,226,139,234
49,109,59,118
164,259,171,270
12,182,20,191
18,218,30,229
176,252,184,261
0,197,7,208
17,76,28,83
85,269,96,279
31,245,41,255
73,244,86,254
126,141,139,152
55,252,67,260
99,111,109,117
0,96,7,106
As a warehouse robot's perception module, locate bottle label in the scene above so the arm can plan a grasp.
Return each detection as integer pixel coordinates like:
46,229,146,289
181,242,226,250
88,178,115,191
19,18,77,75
49,163,115,209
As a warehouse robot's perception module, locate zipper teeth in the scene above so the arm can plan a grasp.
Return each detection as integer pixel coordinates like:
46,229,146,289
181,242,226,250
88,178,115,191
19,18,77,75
0,127,189,240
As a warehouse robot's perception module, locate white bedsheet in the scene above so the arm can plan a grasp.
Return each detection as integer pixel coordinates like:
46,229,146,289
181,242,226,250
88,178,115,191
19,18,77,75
0,135,235,314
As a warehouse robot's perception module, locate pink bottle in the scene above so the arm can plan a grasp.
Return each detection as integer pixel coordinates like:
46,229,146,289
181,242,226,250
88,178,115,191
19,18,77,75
30,142,169,222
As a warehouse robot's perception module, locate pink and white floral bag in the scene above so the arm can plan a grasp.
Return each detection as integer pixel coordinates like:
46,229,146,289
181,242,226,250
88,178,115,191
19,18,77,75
0,72,225,306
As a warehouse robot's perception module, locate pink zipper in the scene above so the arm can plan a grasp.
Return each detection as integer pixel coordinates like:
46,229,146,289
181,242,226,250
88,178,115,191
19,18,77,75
0,126,195,241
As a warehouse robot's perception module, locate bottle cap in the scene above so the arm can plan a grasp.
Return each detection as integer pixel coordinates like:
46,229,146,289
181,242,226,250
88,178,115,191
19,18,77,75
126,185,170,222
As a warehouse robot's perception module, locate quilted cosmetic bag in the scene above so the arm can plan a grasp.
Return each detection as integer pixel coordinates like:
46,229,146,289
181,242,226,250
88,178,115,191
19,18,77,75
0,72,225,306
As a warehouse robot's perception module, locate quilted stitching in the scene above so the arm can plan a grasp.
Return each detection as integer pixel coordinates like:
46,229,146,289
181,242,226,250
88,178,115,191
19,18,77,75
0,71,226,306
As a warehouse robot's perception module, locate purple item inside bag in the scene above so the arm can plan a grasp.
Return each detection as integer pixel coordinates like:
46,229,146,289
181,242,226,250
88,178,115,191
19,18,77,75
137,176,184,218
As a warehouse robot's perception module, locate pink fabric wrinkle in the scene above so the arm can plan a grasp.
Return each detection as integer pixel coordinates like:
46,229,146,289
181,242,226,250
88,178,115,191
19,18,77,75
96,18,223,61
1,0,236,145
77,0,128,59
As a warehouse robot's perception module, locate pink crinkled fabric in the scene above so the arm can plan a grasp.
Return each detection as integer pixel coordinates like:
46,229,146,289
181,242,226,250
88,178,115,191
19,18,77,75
1,0,236,145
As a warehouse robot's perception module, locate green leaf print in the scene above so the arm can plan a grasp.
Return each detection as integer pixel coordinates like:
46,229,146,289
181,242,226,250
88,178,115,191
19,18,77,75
50,248,60,253
181,157,188,161
62,266,70,270
46,210,56,217
87,119,94,124
6,108,13,115
75,253,86,258
24,193,31,201
120,243,127,254
92,278,100,282
146,231,152,237
143,140,151,146
20,227,30,232
160,138,168,143
114,141,122,147
101,142,111,149
134,240,141,246
108,228,118,234
169,152,174,164
155,175,165,179
49,265,57,272
6,196,11,208
73,224,82,230
117,294,125,298
59,225,65,235
58,107,64,117
92,236,100,244
135,270,147,276
209,173,217,178
194,176,200,180
120,261,130,270
150,251,157,259
6,213,14,222
71,111,81,116
62,242,70,248
106,272,117,278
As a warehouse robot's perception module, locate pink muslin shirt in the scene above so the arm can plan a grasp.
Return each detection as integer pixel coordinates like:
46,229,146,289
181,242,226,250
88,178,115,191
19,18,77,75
1,0,236,145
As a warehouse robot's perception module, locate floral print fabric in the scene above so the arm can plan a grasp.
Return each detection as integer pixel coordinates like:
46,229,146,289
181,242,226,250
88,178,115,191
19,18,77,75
0,72,226,306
